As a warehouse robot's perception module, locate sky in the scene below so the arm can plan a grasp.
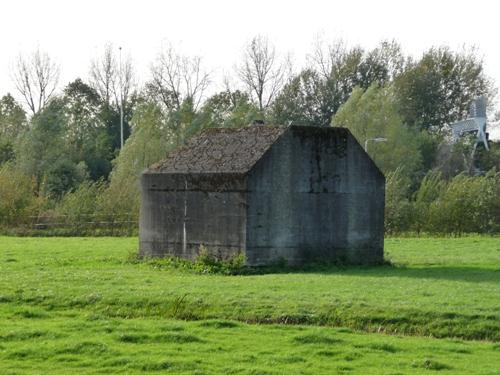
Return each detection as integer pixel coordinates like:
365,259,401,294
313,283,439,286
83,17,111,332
1,0,499,136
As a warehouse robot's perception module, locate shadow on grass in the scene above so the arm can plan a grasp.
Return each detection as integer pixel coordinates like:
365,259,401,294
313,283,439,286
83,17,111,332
310,265,500,284
127,251,499,283
221,260,499,283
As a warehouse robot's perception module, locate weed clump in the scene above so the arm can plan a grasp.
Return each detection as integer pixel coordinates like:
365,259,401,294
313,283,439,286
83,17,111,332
293,334,342,345
412,359,451,371
128,245,248,275
194,246,247,275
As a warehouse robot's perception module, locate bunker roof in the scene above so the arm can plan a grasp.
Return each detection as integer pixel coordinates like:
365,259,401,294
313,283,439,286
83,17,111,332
148,126,287,174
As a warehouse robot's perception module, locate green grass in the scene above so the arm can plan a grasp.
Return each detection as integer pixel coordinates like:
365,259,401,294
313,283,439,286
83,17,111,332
1,315,499,374
0,236,499,373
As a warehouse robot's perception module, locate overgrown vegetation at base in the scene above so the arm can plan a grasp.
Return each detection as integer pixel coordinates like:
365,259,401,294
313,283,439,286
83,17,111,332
0,236,499,373
128,246,248,275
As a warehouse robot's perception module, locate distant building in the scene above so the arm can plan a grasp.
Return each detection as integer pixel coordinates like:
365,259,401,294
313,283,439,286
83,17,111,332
139,125,385,266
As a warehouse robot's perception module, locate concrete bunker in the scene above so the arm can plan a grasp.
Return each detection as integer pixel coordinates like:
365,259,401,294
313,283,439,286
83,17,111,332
139,125,385,265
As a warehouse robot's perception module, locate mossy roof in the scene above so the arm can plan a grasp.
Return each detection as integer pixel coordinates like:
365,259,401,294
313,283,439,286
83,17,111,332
148,126,287,174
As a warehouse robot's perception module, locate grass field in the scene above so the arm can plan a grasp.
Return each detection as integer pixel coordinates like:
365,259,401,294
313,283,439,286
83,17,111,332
0,236,499,374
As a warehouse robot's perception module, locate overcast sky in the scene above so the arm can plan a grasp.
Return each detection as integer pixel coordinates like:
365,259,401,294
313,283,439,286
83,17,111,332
1,0,499,135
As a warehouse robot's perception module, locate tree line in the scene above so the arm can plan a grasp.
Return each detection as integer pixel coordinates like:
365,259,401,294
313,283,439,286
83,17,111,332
0,37,499,235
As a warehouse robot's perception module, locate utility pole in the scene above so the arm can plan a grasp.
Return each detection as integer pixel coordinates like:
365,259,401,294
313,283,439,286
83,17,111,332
119,46,124,149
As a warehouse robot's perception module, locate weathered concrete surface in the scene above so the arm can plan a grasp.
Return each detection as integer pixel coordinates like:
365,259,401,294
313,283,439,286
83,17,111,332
246,127,384,265
139,126,385,265
139,173,247,260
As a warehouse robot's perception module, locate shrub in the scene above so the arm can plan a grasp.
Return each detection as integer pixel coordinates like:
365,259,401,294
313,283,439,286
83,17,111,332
411,170,445,234
0,165,45,226
384,168,413,234
195,245,247,275
424,170,500,234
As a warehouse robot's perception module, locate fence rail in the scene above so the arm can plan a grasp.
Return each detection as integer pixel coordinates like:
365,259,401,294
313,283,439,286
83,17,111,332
2,214,139,236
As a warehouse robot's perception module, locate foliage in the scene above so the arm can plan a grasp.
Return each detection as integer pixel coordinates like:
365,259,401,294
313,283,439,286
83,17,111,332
386,169,500,235
384,169,413,234
411,170,445,234
394,46,494,133
415,130,442,172
332,84,423,176
0,138,15,165
62,79,113,180
14,98,68,191
0,164,44,226
100,102,172,223
201,90,259,128
97,112,177,223
138,246,248,276
271,69,331,126
426,171,500,234
1,40,499,237
273,40,407,128
55,180,105,221
194,246,247,274
0,93,27,140
476,141,500,171
43,158,88,199
109,102,170,187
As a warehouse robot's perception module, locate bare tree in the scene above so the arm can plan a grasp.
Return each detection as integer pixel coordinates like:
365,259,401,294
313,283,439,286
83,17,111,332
89,44,135,108
237,36,290,112
115,50,135,109
12,49,60,115
89,44,116,106
308,38,348,80
149,45,210,111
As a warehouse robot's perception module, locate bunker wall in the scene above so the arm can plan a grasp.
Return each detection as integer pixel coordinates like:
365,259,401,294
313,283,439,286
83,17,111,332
139,173,247,260
246,128,384,265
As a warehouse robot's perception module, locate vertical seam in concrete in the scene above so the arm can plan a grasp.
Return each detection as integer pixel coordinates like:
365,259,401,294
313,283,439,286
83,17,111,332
183,177,187,254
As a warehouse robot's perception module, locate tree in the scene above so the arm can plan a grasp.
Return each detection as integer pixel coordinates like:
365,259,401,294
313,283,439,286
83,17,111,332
63,79,103,150
149,45,210,112
394,46,494,133
271,69,329,126
309,39,405,89
89,44,116,106
357,40,406,87
12,49,60,115
0,164,44,226
272,40,406,127
332,84,422,177
0,93,27,139
15,98,67,192
236,35,289,113
62,79,113,180
44,158,87,199
0,94,27,164
89,44,135,109
99,103,173,221
110,103,170,186
476,141,500,171
201,90,259,129
0,140,14,165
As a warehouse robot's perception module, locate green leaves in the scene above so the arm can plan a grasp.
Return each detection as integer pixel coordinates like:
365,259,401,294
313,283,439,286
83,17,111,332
333,84,423,177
